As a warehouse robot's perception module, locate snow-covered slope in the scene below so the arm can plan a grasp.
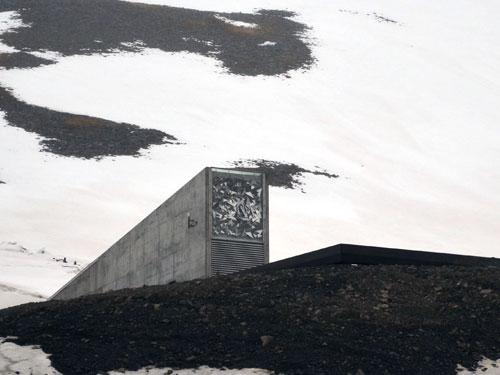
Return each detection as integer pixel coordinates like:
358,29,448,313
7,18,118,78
0,242,87,309
0,0,499,283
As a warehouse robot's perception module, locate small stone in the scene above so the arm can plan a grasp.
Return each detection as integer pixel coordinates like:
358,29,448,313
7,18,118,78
186,355,196,361
480,289,492,295
260,335,274,347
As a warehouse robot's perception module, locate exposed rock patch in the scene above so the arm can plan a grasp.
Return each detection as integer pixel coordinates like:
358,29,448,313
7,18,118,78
231,159,339,190
0,265,499,375
0,52,55,70
0,86,178,158
0,0,313,76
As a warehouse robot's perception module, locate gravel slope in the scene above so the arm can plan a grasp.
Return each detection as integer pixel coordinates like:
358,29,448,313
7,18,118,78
0,264,499,375
0,86,177,158
0,0,312,76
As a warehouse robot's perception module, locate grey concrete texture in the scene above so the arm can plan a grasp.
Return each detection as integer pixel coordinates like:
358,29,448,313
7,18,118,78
52,168,210,300
51,167,270,301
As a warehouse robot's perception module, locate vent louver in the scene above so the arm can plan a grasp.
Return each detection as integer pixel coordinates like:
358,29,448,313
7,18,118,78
211,238,265,276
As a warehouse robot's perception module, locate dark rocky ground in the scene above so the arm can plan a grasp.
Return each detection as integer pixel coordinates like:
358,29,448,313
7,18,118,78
0,86,178,158
0,52,55,70
0,0,312,76
1,264,499,375
232,159,339,190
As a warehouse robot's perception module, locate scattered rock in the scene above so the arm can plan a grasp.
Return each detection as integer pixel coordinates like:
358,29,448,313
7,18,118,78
260,335,274,347
231,159,339,190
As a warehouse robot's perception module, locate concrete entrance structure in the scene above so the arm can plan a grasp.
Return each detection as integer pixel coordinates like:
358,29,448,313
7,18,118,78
51,167,270,300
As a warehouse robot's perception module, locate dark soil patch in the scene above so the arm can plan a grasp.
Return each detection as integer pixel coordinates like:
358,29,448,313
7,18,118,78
0,265,499,374
231,159,339,190
0,0,313,76
0,86,178,158
0,52,55,70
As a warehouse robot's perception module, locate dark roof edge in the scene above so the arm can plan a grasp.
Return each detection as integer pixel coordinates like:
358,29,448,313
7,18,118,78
244,243,500,273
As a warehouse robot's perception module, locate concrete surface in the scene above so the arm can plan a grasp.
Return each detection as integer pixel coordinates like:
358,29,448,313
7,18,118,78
51,168,209,300
51,167,270,300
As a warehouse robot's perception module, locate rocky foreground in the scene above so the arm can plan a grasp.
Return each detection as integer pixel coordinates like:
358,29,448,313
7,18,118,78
0,264,499,375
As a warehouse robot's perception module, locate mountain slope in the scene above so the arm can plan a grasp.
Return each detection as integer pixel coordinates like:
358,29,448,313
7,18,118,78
0,0,499,279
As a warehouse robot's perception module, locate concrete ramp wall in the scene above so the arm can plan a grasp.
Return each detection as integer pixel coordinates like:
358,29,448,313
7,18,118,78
51,169,209,300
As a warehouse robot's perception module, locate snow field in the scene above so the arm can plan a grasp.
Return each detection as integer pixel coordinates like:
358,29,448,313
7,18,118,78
0,242,88,308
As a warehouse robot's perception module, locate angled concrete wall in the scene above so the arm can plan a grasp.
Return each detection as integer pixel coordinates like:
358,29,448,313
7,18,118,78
51,168,209,300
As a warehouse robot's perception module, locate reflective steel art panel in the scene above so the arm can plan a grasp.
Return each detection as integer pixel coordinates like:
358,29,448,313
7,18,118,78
212,173,263,240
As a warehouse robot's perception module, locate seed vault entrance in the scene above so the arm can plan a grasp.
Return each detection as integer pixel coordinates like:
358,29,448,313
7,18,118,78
209,168,268,275
51,167,269,300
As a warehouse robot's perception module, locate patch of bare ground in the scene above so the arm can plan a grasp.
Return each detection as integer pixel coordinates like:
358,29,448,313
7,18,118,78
0,86,178,159
0,0,313,76
0,52,55,70
231,159,339,190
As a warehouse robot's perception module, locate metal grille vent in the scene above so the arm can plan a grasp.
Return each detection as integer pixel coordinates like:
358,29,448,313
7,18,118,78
211,239,265,276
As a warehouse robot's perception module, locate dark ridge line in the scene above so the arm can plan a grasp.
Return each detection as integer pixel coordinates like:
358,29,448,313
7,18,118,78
245,243,500,274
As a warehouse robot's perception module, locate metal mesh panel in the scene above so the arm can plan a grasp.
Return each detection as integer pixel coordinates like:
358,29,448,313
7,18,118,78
212,171,263,240
211,238,265,276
